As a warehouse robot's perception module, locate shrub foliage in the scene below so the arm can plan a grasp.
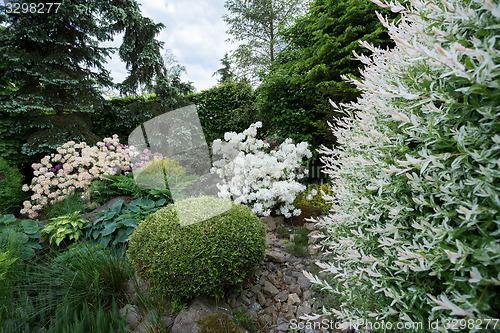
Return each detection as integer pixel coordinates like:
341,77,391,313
311,0,500,330
127,196,266,304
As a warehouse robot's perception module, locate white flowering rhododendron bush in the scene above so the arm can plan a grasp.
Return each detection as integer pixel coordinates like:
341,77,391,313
212,122,312,217
21,136,131,219
305,0,500,331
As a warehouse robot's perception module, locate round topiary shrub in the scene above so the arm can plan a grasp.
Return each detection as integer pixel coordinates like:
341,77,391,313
127,196,266,304
0,158,23,214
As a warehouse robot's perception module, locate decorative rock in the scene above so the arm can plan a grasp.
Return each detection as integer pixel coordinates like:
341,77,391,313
304,222,315,231
308,244,320,255
303,290,312,301
274,290,289,302
237,294,251,306
260,216,276,231
266,233,277,240
297,303,312,319
281,303,289,313
263,281,280,297
249,302,261,312
264,305,276,315
250,284,262,294
274,216,285,226
256,291,266,306
289,283,302,296
297,275,312,290
266,250,286,263
119,304,141,328
289,305,297,314
170,297,219,333
268,274,282,288
283,275,295,285
307,230,322,244
277,322,290,331
284,310,295,321
287,293,301,306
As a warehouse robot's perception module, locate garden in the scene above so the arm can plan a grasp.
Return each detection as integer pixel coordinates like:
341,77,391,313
0,0,499,332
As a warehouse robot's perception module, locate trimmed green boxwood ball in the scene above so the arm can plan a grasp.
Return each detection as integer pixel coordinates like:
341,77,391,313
127,196,266,303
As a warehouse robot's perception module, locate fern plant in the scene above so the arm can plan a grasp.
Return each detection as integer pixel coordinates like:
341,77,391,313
88,173,173,204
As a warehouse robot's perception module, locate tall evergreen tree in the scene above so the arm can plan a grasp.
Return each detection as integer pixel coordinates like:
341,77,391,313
257,0,395,150
0,0,165,161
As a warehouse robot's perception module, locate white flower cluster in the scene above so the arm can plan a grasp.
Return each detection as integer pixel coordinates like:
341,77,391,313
211,122,312,217
21,136,131,219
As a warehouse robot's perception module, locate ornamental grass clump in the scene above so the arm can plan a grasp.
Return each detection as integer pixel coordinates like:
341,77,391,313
212,122,312,217
21,136,130,218
307,0,500,330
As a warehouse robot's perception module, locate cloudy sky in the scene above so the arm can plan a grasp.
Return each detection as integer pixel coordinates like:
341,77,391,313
104,0,233,93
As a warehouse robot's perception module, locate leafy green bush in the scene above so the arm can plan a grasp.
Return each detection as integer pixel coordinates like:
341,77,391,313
0,157,23,214
127,196,266,305
0,214,41,260
312,0,500,329
86,198,166,248
41,211,88,247
88,173,173,204
189,81,258,145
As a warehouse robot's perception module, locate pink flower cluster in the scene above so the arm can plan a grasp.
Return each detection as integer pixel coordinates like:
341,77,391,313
21,135,131,219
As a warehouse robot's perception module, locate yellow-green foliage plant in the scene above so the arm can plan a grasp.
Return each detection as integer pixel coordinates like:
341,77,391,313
136,157,186,178
127,196,266,307
306,0,500,331
42,211,88,246
294,182,334,213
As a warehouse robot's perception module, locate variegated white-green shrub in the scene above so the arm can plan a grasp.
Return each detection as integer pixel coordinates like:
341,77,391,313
306,0,500,331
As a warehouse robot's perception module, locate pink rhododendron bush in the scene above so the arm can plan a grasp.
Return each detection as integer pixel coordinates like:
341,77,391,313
306,0,500,331
21,136,131,218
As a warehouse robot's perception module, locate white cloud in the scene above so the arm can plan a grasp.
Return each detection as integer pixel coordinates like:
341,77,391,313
104,0,232,92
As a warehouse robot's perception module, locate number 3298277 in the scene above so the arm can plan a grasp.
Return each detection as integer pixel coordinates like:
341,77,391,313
5,3,62,14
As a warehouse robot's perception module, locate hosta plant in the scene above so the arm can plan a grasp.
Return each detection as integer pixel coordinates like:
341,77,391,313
42,211,88,247
86,198,166,248
0,214,41,260
306,0,500,331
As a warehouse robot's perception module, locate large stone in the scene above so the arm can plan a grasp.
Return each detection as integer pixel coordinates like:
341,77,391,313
256,291,266,306
307,230,322,244
260,216,276,231
274,290,289,302
289,283,302,296
287,293,301,306
304,222,316,231
170,297,229,333
119,304,141,328
297,275,312,290
274,216,285,226
296,303,312,319
266,250,286,263
263,281,279,297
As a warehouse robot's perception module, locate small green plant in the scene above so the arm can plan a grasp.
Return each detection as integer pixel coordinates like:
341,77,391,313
288,227,309,258
196,312,242,333
127,196,266,308
275,226,292,239
86,198,166,248
0,214,41,260
41,211,88,247
231,306,259,332
0,157,24,214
